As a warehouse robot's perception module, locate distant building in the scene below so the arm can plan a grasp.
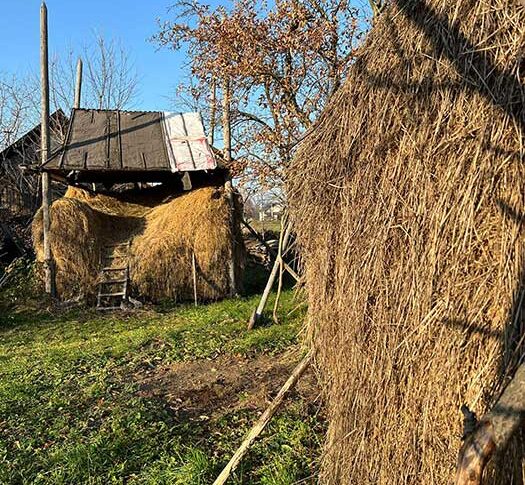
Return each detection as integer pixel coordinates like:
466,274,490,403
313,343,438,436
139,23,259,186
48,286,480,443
0,110,66,217
259,202,284,221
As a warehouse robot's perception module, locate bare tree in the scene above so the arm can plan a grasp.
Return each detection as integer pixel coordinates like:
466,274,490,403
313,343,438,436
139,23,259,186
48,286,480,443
46,33,140,113
0,74,40,214
84,34,140,110
0,33,139,216
0,75,32,151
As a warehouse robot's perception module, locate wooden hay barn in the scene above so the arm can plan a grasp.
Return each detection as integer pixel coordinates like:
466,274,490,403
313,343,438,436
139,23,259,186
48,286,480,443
0,110,66,217
33,108,244,308
288,0,525,483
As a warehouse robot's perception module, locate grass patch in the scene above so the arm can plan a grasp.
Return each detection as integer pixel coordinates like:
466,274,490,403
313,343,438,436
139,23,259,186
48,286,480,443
0,287,322,484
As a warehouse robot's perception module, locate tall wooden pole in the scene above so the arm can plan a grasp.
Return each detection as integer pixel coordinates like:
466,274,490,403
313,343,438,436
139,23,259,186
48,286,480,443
208,77,216,146
222,77,237,297
74,57,83,109
222,78,232,162
40,2,55,296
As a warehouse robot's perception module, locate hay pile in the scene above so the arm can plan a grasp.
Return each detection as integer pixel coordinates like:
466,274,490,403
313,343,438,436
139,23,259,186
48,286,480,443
287,1,525,483
33,185,244,301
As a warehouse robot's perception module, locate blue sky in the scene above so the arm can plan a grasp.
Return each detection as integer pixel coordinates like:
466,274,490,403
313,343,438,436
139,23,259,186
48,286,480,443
0,0,205,110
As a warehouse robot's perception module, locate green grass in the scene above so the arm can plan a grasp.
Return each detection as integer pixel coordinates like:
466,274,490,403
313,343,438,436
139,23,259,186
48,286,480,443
0,279,323,484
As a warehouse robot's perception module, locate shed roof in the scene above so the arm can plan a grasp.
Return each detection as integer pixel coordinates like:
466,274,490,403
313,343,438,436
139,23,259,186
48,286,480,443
43,109,217,179
0,110,67,162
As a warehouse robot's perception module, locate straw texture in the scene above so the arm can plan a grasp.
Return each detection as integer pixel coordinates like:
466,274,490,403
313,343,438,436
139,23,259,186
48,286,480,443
33,186,244,302
287,1,525,483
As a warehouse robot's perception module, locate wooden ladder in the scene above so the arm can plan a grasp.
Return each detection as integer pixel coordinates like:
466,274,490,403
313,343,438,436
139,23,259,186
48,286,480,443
96,241,131,311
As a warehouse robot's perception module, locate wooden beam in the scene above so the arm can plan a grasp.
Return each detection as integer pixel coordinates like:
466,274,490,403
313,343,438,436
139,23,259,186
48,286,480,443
213,352,312,485
248,221,293,329
40,1,55,297
241,218,300,282
222,78,231,162
192,252,198,306
456,362,525,484
208,77,216,146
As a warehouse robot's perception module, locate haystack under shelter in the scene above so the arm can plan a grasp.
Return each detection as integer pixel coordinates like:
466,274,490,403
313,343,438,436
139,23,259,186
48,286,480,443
288,1,525,483
33,108,244,306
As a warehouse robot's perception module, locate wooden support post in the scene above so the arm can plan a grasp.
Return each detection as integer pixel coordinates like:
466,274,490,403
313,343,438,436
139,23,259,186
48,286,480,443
222,77,237,297
74,57,83,109
40,2,55,297
222,78,231,162
456,361,525,485
192,252,198,306
248,221,292,329
208,77,216,146
212,352,312,485
272,217,286,324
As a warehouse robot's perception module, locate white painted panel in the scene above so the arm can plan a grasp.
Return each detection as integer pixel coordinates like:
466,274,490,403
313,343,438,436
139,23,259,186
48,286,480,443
162,111,216,172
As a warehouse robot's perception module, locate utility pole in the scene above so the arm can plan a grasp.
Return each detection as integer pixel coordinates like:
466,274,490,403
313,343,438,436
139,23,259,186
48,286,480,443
40,1,55,296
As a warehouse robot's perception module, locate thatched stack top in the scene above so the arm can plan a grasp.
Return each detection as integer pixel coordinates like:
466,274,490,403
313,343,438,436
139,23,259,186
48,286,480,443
288,1,525,483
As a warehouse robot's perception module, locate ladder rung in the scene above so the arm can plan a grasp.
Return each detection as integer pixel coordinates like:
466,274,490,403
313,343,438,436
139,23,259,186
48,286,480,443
104,255,126,259
99,292,126,297
97,306,122,311
99,279,128,285
102,267,127,271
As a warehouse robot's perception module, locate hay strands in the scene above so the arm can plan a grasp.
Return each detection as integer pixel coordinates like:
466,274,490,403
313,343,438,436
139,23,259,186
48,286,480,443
212,351,312,485
248,217,294,330
0,257,22,290
456,361,525,485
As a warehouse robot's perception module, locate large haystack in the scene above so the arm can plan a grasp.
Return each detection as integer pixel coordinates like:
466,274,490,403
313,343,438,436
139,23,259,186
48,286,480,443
287,1,525,483
33,185,244,302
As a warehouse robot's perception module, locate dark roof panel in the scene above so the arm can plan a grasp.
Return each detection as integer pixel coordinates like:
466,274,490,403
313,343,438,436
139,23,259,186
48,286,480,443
44,109,216,175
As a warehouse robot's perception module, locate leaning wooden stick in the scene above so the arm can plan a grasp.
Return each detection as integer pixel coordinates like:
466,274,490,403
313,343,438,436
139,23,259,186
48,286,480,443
456,361,525,485
272,217,286,324
248,221,293,330
213,352,312,485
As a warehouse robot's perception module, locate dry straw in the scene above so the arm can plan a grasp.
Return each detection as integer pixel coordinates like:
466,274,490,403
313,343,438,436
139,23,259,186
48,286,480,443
33,185,244,302
287,0,525,483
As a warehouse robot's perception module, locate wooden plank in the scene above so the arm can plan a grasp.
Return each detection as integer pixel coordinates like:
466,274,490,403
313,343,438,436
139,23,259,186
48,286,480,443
107,111,119,170
213,353,312,485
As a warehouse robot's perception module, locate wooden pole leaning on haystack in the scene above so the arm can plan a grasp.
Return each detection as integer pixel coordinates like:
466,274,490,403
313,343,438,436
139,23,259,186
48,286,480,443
74,58,83,109
456,361,525,485
40,2,55,297
222,76,237,297
213,351,312,485
248,218,293,330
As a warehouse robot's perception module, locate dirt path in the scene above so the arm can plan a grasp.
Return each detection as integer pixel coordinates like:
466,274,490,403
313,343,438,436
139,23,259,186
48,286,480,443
136,351,320,421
